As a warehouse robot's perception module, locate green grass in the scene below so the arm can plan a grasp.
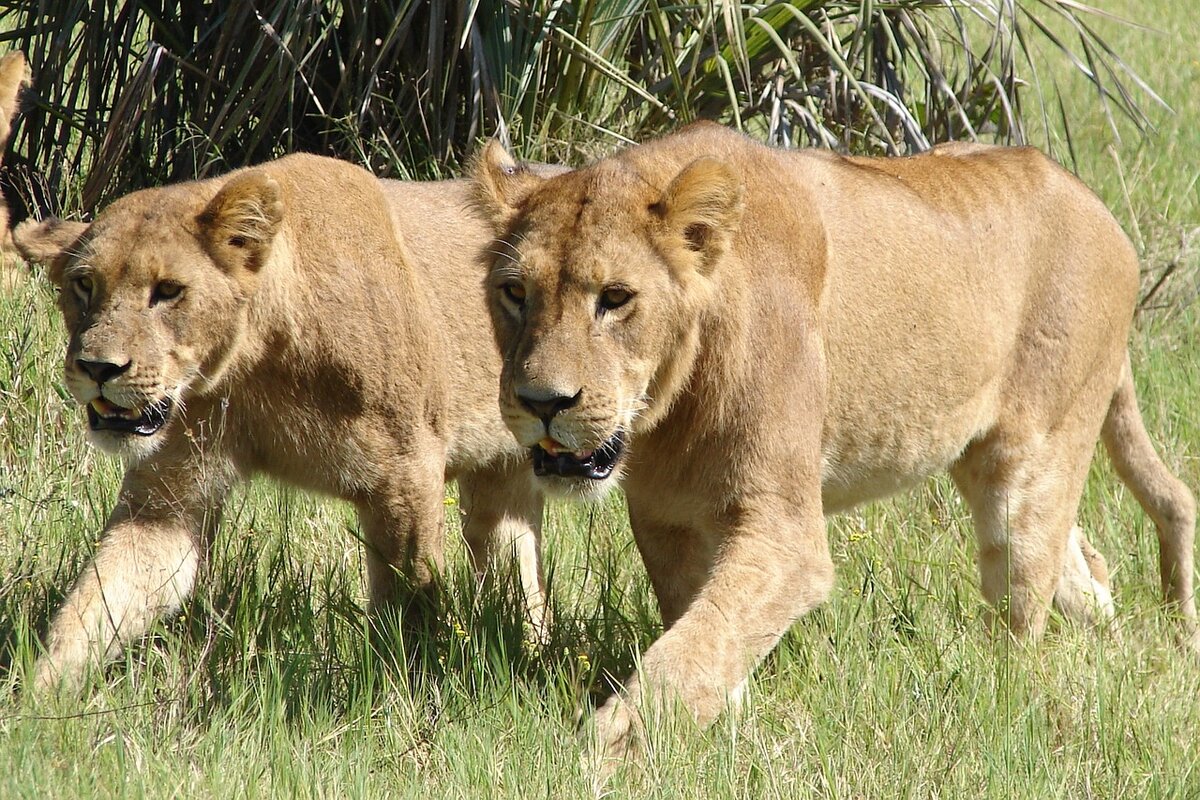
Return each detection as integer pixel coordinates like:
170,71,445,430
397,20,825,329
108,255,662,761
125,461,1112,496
3,1,1200,796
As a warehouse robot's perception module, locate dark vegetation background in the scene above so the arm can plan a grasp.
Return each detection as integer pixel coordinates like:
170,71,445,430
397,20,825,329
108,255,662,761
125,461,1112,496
0,0,1158,217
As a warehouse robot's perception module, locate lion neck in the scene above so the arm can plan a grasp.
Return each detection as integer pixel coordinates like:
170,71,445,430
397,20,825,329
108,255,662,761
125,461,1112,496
643,261,755,440
193,232,299,398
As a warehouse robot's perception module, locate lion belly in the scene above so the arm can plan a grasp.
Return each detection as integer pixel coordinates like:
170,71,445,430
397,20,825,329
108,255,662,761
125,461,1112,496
819,386,1000,513
819,298,1008,513
817,246,1017,510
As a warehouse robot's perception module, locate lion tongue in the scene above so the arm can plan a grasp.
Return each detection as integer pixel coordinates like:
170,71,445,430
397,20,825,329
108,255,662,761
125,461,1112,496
90,397,140,420
538,437,593,460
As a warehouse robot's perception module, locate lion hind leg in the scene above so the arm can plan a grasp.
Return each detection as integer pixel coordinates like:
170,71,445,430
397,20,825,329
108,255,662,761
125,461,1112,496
1053,524,1117,627
1101,353,1199,652
951,427,1099,641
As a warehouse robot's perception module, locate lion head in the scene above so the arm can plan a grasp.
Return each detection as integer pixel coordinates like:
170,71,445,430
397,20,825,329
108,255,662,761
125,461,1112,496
14,171,283,461
473,140,744,497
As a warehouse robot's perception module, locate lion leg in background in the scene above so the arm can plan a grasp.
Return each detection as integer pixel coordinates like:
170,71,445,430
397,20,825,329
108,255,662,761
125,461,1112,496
591,485,834,761
356,448,448,628
1074,529,1114,593
625,507,760,713
1054,524,1116,626
458,462,549,639
1102,355,1200,651
34,462,226,691
951,420,1105,640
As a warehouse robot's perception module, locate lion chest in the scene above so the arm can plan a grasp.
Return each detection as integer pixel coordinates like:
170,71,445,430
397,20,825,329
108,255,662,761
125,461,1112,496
228,409,382,496
217,367,406,498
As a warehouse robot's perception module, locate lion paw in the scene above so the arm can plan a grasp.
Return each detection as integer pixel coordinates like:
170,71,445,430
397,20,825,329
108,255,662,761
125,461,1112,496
580,693,644,780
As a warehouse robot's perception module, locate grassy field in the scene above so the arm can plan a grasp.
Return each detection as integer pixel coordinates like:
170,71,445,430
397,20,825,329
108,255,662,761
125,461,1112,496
2,2,1199,797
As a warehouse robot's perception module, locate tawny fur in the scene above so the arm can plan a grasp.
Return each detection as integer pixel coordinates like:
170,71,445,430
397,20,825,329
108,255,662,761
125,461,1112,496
473,122,1198,761
15,154,548,690
0,50,30,287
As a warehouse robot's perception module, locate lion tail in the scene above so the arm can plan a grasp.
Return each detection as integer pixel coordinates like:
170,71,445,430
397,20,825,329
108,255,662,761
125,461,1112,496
1101,351,1200,650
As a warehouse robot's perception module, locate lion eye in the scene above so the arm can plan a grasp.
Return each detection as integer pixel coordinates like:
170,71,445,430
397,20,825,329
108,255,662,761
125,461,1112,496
501,281,527,307
599,286,633,312
72,275,93,303
151,280,185,306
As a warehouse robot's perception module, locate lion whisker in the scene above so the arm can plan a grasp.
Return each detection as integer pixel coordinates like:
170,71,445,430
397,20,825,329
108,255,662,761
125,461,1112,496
485,249,522,269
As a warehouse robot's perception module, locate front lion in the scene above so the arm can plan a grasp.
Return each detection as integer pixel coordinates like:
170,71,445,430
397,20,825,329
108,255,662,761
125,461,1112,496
473,122,1198,760
17,154,548,690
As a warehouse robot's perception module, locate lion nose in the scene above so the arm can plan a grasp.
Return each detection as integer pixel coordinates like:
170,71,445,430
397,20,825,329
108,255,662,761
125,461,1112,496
77,357,131,385
517,386,581,423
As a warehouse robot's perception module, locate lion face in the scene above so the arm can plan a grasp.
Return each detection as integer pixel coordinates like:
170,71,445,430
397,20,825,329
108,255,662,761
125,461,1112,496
475,143,743,497
15,171,284,461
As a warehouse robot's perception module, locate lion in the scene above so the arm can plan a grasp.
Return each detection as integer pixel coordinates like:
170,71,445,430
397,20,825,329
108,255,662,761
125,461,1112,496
14,153,550,690
0,50,31,283
472,122,1198,760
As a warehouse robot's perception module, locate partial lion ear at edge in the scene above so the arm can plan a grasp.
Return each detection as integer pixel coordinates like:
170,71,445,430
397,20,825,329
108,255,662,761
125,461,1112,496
471,139,546,228
13,217,89,265
0,50,31,123
197,170,284,270
657,157,745,267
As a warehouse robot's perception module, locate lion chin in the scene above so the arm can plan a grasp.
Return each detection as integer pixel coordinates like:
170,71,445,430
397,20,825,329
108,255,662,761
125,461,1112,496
533,470,623,502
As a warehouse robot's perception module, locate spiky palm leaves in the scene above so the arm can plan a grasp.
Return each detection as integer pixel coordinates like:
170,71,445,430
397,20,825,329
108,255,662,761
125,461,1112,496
0,0,1158,211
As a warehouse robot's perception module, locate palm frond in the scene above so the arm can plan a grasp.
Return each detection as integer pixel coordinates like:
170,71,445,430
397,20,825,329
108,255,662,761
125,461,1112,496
0,0,1163,211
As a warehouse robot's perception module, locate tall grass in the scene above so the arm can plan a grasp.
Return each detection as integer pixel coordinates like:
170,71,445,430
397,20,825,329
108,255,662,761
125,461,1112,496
2,269,1198,796
0,0,1163,213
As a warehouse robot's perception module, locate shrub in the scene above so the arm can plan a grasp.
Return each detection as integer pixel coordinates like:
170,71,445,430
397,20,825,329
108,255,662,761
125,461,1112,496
0,0,1158,212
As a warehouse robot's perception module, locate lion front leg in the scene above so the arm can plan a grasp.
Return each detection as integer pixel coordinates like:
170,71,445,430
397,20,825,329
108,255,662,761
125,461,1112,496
36,521,201,691
35,462,223,692
459,462,549,641
627,506,720,630
356,449,447,628
589,487,834,763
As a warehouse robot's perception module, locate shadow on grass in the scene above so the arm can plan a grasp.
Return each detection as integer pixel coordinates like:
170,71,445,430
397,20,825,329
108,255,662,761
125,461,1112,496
1,515,662,737
0,537,79,684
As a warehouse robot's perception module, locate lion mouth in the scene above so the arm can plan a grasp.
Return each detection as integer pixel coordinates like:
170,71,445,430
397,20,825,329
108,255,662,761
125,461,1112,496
87,396,174,436
531,432,626,481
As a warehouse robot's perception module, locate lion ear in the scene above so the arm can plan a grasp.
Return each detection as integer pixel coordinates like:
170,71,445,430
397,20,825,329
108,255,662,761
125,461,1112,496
652,157,744,274
197,170,283,274
472,139,545,228
12,217,90,284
